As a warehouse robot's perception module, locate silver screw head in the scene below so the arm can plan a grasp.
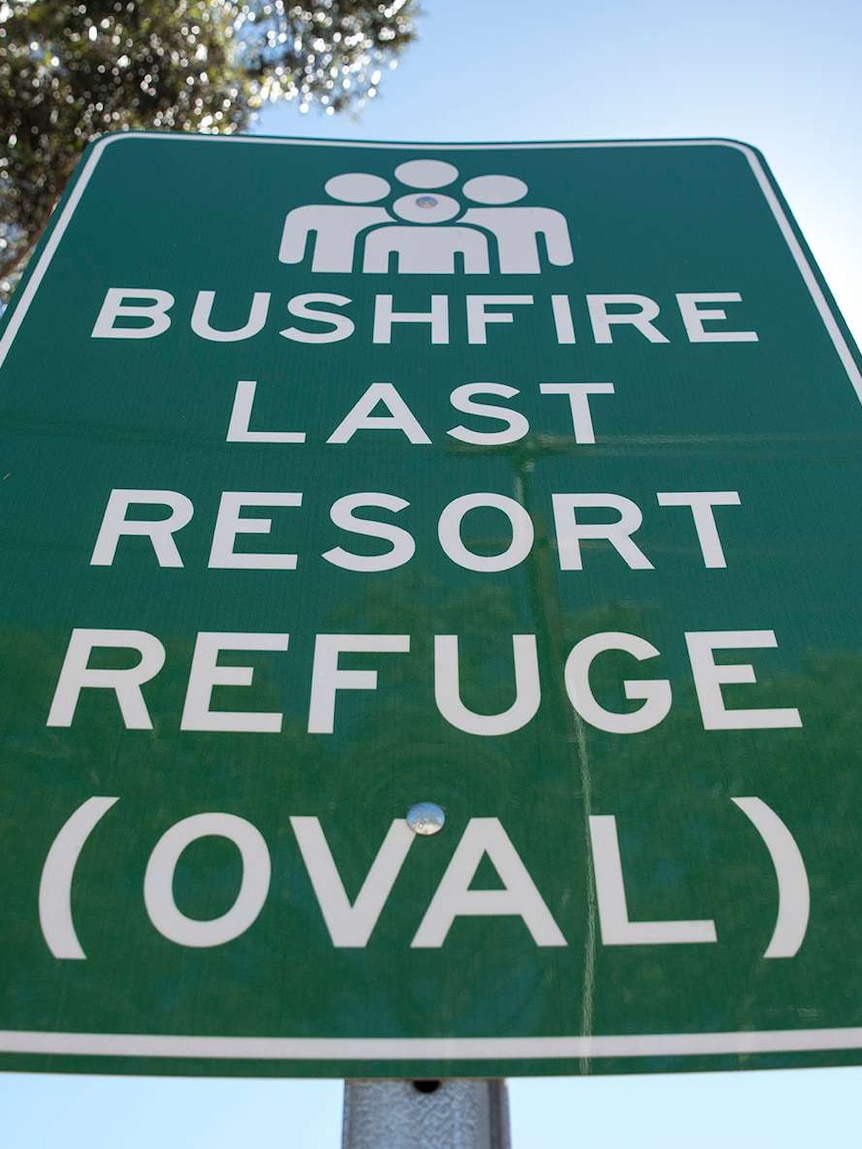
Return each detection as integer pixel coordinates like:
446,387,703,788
406,802,446,835
415,195,439,209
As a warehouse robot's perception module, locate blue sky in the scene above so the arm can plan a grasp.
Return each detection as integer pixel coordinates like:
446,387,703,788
4,0,862,1144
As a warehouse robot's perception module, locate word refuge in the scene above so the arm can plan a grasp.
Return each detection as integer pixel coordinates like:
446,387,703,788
47,628,801,736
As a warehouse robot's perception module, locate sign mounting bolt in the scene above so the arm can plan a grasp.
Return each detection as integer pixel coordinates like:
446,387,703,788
406,802,446,835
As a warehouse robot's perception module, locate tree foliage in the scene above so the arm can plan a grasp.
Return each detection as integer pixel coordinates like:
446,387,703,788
0,0,417,296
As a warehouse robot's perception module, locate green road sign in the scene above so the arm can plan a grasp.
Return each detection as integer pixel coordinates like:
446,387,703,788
2,134,862,1078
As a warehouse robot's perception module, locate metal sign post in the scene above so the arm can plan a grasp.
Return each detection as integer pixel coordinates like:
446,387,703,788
2,133,862,1081
342,1080,511,1149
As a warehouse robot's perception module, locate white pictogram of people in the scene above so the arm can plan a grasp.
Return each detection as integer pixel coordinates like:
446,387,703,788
278,158,574,275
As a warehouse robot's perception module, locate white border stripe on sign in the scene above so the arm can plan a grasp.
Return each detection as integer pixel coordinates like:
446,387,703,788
4,1027,862,1059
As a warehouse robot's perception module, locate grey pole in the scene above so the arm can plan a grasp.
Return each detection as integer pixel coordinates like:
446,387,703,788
342,1079,511,1149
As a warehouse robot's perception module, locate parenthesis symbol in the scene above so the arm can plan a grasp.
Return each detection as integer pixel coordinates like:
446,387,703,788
732,796,810,959
38,796,120,960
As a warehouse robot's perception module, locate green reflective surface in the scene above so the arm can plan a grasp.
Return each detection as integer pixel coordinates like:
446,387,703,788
1,135,861,1077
